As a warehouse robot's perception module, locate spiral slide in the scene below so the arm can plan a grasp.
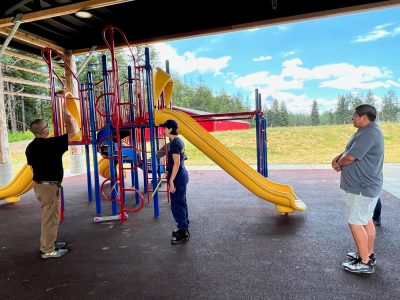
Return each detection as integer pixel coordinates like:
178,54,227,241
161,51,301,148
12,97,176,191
0,94,82,203
154,109,306,213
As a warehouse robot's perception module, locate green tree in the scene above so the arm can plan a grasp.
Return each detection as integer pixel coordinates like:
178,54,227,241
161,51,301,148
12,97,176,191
267,99,280,127
279,101,289,127
335,95,351,124
310,99,320,126
2,50,51,130
364,90,376,107
381,90,398,122
288,113,311,126
351,93,363,110
320,110,334,125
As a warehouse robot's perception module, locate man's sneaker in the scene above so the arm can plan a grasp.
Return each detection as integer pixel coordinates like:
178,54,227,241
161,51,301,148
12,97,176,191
171,230,190,245
41,248,68,259
347,252,376,266
55,241,66,250
342,259,374,274
172,229,190,238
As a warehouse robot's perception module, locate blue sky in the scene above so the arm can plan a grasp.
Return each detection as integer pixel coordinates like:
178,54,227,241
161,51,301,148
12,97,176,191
153,7,400,113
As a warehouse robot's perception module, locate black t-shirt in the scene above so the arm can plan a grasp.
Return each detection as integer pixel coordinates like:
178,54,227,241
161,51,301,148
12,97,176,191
25,134,69,182
167,137,187,172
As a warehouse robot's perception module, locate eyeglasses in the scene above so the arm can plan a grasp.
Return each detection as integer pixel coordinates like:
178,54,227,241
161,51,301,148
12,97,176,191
39,122,48,132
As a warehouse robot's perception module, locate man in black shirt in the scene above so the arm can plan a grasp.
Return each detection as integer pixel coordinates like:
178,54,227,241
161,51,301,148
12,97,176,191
26,113,77,259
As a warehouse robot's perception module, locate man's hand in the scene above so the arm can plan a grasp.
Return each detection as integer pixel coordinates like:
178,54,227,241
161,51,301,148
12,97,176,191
331,155,342,172
63,111,78,140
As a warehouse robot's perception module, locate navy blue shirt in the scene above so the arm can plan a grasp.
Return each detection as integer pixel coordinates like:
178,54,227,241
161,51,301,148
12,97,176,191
26,134,69,182
167,137,187,173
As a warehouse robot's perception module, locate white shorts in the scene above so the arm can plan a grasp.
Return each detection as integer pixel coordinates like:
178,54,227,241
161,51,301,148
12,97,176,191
345,193,379,225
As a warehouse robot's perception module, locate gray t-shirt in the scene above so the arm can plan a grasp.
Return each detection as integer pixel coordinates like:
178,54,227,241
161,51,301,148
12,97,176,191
340,122,384,197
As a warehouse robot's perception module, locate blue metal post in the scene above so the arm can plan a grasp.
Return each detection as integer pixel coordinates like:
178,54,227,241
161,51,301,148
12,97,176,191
87,72,102,215
85,144,93,202
262,117,268,177
145,47,159,218
141,127,148,193
255,89,261,174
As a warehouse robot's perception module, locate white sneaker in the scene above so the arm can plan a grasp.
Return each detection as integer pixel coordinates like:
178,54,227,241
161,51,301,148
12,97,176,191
41,248,68,259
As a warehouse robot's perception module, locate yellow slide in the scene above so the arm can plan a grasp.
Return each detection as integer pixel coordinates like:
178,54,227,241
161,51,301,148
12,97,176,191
155,109,306,213
98,157,110,178
0,93,82,203
0,164,34,203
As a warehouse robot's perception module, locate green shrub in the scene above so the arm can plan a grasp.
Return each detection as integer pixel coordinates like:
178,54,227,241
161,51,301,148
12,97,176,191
8,131,34,143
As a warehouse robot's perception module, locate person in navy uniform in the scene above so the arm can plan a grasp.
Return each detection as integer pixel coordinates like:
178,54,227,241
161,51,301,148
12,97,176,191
159,119,190,245
26,113,77,258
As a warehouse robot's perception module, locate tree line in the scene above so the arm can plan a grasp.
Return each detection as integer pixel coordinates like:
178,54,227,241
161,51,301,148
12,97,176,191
266,90,400,127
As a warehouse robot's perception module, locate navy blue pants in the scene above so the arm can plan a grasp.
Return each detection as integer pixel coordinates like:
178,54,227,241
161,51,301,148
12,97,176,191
170,169,189,231
373,197,381,222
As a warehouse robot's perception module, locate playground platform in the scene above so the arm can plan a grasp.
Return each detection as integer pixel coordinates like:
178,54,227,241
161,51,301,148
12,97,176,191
1,165,399,299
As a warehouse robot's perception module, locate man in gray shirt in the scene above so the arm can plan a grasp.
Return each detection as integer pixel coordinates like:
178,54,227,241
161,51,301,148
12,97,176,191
331,104,384,274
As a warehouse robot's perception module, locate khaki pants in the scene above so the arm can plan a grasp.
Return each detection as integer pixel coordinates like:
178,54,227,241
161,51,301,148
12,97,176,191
34,183,61,253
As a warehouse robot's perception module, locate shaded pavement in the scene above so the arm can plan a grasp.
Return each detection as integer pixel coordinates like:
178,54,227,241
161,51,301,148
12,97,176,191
0,168,399,299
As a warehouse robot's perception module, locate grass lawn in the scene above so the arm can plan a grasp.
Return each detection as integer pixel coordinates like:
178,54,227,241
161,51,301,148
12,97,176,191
7,123,400,175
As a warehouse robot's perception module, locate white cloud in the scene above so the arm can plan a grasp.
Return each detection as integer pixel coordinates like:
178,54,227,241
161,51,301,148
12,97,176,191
282,50,296,57
392,27,400,36
153,42,231,76
277,25,290,31
234,58,399,112
246,28,260,32
257,90,334,113
352,23,398,42
375,23,395,30
252,55,272,62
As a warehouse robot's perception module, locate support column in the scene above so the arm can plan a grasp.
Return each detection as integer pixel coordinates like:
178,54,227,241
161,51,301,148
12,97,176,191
65,52,85,175
0,64,12,186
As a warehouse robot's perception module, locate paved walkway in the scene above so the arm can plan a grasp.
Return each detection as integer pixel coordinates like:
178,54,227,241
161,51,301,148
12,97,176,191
1,169,399,299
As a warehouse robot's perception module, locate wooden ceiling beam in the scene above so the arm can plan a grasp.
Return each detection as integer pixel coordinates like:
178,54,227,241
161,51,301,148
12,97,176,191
0,27,65,53
3,91,50,100
0,0,135,28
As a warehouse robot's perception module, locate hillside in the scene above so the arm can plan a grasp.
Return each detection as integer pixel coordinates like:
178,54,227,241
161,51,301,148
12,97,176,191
184,123,400,165
7,123,400,174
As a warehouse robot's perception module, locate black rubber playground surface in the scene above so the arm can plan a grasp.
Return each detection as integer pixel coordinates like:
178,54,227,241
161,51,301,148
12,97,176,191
1,169,399,299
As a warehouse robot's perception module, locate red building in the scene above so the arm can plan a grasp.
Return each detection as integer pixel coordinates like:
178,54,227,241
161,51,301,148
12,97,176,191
173,106,250,132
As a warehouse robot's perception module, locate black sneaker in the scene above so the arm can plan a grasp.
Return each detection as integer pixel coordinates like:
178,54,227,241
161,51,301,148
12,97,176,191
347,252,376,266
55,241,67,250
172,229,190,238
342,259,374,274
171,230,190,245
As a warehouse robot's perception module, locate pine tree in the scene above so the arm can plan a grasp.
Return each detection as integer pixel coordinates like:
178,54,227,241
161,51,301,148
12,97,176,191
311,99,320,126
335,95,351,124
351,93,363,110
381,90,398,122
364,90,376,107
279,101,289,127
267,99,280,127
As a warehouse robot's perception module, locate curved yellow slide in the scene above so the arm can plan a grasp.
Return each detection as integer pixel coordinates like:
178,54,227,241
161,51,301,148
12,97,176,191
0,94,82,203
98,157,110,178
0,164,34,203
155,109,306,213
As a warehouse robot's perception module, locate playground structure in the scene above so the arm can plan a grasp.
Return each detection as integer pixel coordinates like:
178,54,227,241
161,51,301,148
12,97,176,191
0,26,306,220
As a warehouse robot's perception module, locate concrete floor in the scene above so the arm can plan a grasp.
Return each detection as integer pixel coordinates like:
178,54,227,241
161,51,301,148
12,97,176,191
1,168,399,299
